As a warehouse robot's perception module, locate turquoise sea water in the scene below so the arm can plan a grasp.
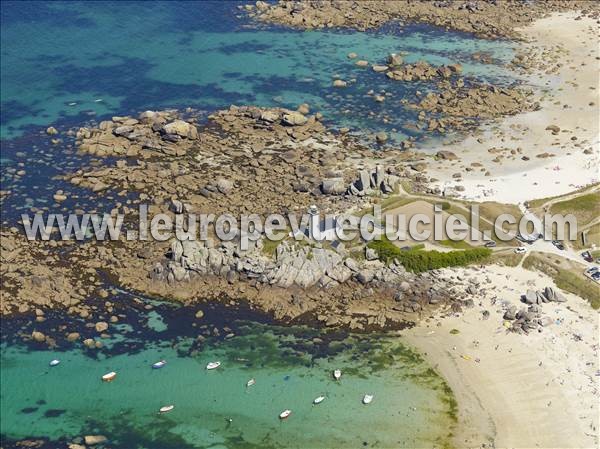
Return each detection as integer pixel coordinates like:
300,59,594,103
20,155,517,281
1,2,521,447
1,298,456,448
1,1,516,141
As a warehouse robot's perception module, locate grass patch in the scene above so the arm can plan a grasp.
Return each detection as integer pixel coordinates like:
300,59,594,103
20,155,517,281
523,253,600,309
526,183,599,210
439,239,473,249
490,251,523,267
573,223,600,250
368,236,491,272
449,328,460,335
380,195,415,211
261,238,281,256
550,192,600,228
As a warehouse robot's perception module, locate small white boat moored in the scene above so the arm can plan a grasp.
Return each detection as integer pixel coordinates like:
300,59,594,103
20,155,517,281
206,361,221,370
313,395,326,405
333,369,342,380
152,360,167,369
49,359,60,367
159,405,174,413
362,394,374,404
102,371,117,382
246,378,256,387
279,409,292,419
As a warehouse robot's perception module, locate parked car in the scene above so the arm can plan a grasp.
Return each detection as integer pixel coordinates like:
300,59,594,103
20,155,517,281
585,266,599,274
516,233,540,244
591,272,600,282
581,251,593,262
484,241,497,248
515,247,527,254
551,240,565,250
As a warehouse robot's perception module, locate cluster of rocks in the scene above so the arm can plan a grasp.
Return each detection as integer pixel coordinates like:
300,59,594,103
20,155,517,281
71,105,378,217
77,110,199,158
503,304,553,334
510,44,567,76
522,286,567,305
112,227,477,329
321,165,396,196
383,59,463,82
0,230,94,316
153,237,410,291
411,81,536,131
501,287,567,334
243,0,599,39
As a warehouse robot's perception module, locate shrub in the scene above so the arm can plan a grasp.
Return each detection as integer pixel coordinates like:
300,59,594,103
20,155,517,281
367,237,491,273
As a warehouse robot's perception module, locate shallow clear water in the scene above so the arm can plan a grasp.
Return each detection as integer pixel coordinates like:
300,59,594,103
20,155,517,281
1,1,516,141
1,298,455,448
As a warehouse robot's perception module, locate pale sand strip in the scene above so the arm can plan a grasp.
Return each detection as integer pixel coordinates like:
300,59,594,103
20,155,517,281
404,265,598,448
425,12,599,204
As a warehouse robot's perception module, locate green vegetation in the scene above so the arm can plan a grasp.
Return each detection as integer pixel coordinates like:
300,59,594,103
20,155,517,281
439,239,473,249
490,251,524,267
449,328,460,335
367,236,492,273
573,223,600,250
261,238,281,256
523,253,600,310
380,196,415,211
550,192,600,228
527,183,599,210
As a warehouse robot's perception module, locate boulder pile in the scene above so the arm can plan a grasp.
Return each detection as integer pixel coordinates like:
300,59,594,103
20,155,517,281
320,165,396,197
244,0,600,39
503,304,553,334
522,287,567,305
153,238,410,291
383,60,463,82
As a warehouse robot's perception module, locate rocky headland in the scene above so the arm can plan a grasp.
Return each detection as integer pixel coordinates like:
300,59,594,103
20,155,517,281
244,0,598,39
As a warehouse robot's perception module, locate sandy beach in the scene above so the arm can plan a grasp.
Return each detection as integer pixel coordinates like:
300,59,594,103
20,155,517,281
407,12,600,448
425,12,600,204
405,264,599,449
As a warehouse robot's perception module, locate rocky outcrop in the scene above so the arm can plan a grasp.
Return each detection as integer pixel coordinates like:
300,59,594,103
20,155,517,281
152,237,410,291
320,165,395,197
522,287,567,305
504,304,554,334
244,0,599,39
501,287,568,334
383,60,462,82
0,230,92,316
70,106,378,217
347,165,395,196
411,81,535,132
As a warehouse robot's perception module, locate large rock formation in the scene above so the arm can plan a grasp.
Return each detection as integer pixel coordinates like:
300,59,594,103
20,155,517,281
244,0,599,39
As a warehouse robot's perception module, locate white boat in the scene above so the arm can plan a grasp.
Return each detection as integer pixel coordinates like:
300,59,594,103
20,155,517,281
313,395,326,405
152,360,167,369
362,394,374,404
102,371,117,382
206,361,221,370
333,369,342,380
159,405,174,413
246,378,256,387
49,359,60,367
279,409,292,419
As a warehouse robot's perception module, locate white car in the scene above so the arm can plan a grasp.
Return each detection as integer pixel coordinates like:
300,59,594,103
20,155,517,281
514,247,527,254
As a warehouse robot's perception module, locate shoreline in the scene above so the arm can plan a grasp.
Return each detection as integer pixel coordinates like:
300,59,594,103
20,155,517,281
423,12,600,204
405,264,598,449
402,12,599,448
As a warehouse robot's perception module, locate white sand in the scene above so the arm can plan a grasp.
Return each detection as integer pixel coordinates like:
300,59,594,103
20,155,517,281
405,264,599,448
425,12,600,204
